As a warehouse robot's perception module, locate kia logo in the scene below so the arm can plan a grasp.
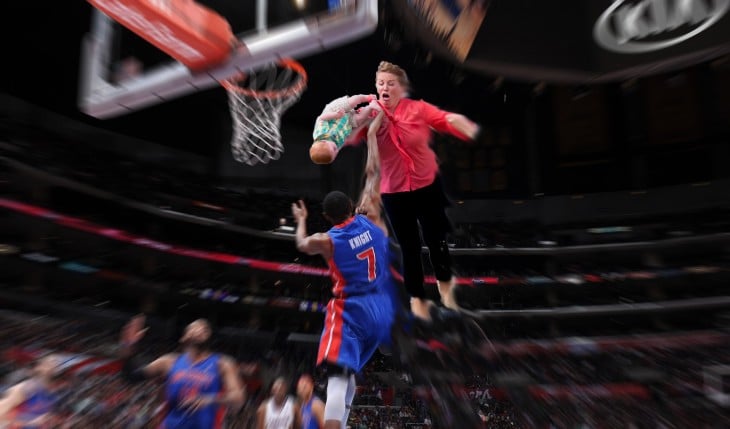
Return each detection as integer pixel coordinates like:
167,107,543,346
594,0,730,53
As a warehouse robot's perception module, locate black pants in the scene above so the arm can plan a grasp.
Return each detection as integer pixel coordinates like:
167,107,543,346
381,177,453,299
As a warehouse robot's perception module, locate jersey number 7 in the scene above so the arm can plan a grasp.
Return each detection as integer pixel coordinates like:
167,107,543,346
356,247,377,281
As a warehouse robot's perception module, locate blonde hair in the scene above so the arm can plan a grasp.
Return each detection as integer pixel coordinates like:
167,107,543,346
376,61,410,91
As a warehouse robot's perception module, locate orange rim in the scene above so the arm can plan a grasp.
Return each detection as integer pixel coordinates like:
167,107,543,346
220,58,308,99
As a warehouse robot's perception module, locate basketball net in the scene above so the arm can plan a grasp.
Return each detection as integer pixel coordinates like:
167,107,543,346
221,59,308,166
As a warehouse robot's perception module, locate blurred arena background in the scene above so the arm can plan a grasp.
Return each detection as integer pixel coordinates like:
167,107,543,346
1,0,730,427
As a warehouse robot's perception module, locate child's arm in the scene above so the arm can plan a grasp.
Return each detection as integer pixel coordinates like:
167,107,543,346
346,94,376,110
318,94,367,122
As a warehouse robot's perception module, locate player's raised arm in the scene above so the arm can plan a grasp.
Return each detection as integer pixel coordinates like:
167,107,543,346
357,108,388,235
292,200,333,259
119,315,175,381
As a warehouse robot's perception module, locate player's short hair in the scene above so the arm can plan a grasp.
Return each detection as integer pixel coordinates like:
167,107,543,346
323,191,353,224
377,61,410,91
272,376,288,392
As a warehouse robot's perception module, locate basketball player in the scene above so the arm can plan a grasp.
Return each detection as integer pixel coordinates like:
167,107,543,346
292,109,400,429
119,316,244,429
296,374,325,429
256,377,299,429
0,354,64,429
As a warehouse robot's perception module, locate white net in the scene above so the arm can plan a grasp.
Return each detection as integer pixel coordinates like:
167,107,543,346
222,60,307,166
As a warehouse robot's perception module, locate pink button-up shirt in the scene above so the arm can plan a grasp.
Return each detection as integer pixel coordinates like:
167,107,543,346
356,98,470,194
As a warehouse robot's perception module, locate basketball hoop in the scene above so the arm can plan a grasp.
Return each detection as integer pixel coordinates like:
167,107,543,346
221,59,308,166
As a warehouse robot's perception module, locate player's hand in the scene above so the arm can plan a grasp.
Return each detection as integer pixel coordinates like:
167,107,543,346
120,314,147,347
356,195,376,216
356,202,370,216
291,200,308,223
368,99,383,114
368,108,384,131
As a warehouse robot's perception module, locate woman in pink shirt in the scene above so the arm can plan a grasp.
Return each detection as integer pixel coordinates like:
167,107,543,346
353,61,480,319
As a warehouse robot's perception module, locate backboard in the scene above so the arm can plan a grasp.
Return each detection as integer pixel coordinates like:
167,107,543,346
79,0,378,119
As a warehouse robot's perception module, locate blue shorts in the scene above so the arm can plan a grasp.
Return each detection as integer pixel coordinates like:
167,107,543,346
317,291,395,373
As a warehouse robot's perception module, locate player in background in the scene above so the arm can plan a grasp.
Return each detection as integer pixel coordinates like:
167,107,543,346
296,374,325,429
0,354,65,429
119,316,244,429
256,377,299,429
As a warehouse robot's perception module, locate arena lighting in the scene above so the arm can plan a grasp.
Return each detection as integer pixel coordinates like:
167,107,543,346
587,226,632,234
21,252,58,263
293,0,307,11
668,230,693,237
0,244,19,255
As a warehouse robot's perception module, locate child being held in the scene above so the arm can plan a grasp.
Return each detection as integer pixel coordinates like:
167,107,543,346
310,94,379,164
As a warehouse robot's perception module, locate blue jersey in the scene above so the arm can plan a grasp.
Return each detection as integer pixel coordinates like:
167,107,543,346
318,215,397,372
301,396,322,429
163,353,225,429
12,381,56,429
327,215,390,298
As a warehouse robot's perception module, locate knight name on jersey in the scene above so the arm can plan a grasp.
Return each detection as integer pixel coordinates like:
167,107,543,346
348,230,373,250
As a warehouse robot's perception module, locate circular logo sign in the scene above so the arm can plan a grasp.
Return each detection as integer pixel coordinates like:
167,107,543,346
594,0,730,54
